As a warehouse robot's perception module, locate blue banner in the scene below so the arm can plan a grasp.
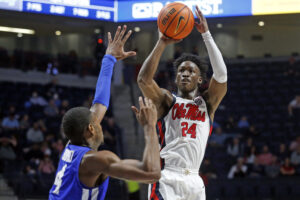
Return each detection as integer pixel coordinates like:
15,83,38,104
117,0,252,22
90,0,114,7
0,0,254,22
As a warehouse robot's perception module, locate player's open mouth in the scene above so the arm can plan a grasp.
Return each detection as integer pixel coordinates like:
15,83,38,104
181,79,190,83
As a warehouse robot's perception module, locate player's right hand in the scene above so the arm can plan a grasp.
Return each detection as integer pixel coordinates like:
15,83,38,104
131,97,158,127
105,25,136,60
194,5,209,34
158,30,182,45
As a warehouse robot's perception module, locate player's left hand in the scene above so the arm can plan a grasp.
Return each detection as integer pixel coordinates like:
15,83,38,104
194,5,209,34
131,97,158,127
158,30,182,46
106,25,136,60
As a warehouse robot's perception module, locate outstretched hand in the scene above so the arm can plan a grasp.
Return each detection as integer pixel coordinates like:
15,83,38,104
194,5,209,34
158,30,182,46
131,97,157,127
106,25,136,60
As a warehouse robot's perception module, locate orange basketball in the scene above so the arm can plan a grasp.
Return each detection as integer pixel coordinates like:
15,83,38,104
157,2,194,40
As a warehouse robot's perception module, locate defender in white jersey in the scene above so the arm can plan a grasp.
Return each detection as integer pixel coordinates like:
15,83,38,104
138,6,227,200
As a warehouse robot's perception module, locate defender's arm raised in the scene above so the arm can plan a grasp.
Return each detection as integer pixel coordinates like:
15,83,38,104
90,25,136,123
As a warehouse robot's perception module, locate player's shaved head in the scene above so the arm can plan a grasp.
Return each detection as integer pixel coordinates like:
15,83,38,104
62,107,92,145
173,53,208,83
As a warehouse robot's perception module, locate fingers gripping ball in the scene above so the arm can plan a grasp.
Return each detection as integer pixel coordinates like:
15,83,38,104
157,2,194,40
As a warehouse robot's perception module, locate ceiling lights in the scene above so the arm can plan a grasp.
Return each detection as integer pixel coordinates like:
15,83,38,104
0,26,35,34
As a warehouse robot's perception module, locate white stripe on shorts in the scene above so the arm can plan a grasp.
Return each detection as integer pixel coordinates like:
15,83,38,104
81,188,89,200
91,188,99,200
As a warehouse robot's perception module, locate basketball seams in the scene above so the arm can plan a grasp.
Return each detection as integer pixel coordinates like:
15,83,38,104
172,8,192,39
163,5,187,36
157,3,177,29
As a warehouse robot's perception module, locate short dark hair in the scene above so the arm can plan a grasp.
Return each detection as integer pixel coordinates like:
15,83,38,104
173,53,208,82
62,107,92,144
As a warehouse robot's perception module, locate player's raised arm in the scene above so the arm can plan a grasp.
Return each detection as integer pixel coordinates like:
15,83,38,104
137,32,180,118
81,97,161,184
90,25,136,123
194,6,227,121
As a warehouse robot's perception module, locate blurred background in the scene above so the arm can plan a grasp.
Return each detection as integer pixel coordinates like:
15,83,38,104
0,0,299,199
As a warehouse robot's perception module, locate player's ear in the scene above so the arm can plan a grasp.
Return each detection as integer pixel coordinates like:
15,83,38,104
87,123,95,136
198,76,203,84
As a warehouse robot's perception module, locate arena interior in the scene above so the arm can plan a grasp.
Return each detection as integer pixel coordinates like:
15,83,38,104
0,0,300,199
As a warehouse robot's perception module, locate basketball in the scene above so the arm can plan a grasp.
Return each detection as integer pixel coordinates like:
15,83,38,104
157,2,194,40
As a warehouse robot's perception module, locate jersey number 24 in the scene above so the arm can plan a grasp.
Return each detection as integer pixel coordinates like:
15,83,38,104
181,122,197,138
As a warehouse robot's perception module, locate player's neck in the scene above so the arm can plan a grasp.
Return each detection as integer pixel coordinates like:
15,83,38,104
71,139,97,150
177,88,198,99
85,140,98,151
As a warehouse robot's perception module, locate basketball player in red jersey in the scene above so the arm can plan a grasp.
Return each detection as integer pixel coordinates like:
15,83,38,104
137,6,227,200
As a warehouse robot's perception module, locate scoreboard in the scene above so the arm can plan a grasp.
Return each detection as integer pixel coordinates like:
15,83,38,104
22,0,115,21
0,0,115,21
0,0,300,22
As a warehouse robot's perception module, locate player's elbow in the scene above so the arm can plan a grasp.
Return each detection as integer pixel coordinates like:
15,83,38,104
153,170,161,181
137,75,151,87
213,73,227,84
224,84,228,94
137,75,146,86
144,165,161,183
147,171,161,183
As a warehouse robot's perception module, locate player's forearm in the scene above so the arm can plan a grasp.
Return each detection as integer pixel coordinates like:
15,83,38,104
92,55,116,108
110,159,160,183
142,124,161,174
202,31,227,83
137,40,166,84
112,125,161,182
91,55,117,122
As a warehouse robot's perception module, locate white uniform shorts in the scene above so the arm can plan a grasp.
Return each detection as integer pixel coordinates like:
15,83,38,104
148,166,206,200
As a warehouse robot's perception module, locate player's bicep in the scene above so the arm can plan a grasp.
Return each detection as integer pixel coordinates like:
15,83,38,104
81,150,117,174
138,80,173,118
206,78,227,119
138,79,165,103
